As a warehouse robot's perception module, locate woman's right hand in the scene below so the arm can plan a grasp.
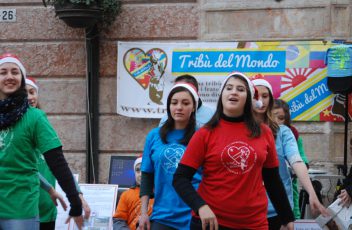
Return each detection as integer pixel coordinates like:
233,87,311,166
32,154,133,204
48,187,67,211
79,194,91,220
338,189,352,207
198,205,218,230
138,213,150,230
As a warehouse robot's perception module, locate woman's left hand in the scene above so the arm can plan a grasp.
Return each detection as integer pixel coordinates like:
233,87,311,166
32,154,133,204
309,195,329,217
198,205,218,230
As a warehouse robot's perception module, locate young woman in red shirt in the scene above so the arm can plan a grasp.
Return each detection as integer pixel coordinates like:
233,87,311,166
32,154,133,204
173,72,295,230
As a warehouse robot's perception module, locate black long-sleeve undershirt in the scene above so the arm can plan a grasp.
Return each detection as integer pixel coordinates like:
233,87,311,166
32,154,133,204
173,164,295,225
341,166,352,198
43,146,82,216
140,172,155,198
173,164,205,213
263,167,295,225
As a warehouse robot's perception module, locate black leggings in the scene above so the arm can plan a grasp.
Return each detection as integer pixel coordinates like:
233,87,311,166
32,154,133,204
190,217,247,230
150,221,177,230
40,221,55,230
268,216,281,230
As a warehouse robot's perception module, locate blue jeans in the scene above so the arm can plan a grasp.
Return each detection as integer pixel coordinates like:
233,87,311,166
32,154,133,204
0,216,39,230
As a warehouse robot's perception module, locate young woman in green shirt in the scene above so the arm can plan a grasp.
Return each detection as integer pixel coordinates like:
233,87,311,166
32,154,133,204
0,53,83,230
26,77,90,230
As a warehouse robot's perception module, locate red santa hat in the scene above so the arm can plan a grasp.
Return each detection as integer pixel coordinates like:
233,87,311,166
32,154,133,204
0,53,26,79
220,72,262,109
170,83,199,109
252,78,273,95
25,77,39,93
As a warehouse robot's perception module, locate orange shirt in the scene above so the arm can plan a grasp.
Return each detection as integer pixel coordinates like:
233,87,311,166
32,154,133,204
113,187,154,230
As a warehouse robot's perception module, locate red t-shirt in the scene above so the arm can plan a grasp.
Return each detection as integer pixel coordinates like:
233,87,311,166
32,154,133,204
180,119,278,229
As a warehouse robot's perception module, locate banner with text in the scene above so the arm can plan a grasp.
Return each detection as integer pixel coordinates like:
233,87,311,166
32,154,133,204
117,41,350,121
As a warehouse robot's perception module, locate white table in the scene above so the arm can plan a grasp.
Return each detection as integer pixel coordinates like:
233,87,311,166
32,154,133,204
309,173,345,180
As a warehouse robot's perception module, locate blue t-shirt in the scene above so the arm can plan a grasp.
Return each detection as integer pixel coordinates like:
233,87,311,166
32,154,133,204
267,125,302,218
141,127,200,229
159,103,214,129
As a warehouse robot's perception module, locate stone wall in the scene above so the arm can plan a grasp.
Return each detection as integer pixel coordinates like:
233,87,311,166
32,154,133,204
1,0,351,183
200,0,352,41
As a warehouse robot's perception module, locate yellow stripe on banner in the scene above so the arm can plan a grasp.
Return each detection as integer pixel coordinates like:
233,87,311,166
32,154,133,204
294,96,333,120
281,69,327,101
281,69,326,101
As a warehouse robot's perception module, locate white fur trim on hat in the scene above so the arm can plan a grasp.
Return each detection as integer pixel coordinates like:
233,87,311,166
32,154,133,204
252,79,273,109
0,54,26,79
171,83,199,109
252,79,273,94
134,157,142,171
220,72,255,98
220,72,263,109
25,77,39,93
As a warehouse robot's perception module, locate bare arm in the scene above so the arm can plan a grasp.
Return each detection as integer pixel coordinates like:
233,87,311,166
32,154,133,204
139,172,154,230
139,195,151,230
39,173,52,191
292,162,328,217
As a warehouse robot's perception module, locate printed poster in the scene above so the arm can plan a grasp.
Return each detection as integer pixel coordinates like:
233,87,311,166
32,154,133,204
55,181,118,230
117,41,351,121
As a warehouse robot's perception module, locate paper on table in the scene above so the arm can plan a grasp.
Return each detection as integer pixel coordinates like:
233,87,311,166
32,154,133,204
71,184,118,230
308,169,328,174
315,198,352,229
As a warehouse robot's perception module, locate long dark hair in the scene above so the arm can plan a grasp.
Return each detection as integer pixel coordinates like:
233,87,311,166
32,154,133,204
159,87,196,145
273,98,299,140
273,99,291,127
205,74,261,138
260,87,279,138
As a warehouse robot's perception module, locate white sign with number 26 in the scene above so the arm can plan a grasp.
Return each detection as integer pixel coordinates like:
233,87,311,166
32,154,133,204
0,9,16,22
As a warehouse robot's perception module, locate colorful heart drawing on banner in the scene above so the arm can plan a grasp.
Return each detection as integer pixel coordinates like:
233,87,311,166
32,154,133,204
123,48,168,90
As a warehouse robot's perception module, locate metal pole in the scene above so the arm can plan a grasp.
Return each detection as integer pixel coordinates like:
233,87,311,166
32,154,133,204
85,24,100,183
343,93,349,176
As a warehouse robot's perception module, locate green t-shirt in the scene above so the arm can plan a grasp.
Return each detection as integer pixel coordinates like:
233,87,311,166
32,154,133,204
38,153,57,222
297,137,309,164
0,107,62,219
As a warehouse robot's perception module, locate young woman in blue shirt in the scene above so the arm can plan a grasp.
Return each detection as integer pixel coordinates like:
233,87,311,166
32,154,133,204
252,78,328,230
139,83,201,230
